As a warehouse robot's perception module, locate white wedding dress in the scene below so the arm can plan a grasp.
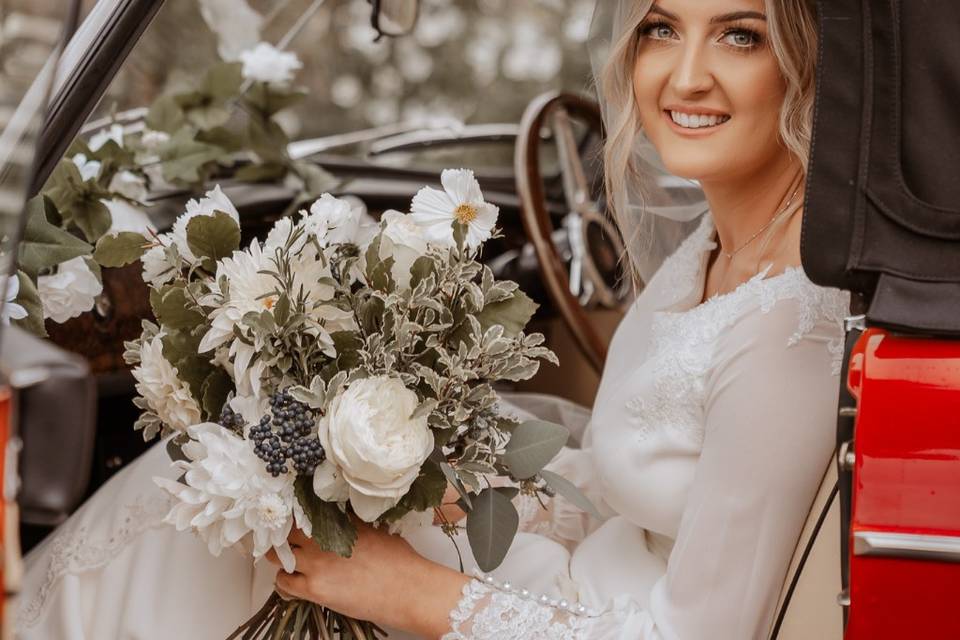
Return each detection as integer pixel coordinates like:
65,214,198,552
15,214,849,640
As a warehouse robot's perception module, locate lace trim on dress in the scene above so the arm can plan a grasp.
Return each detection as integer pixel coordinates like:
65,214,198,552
443,573,597,640
628,251,850,447
18,492,174,628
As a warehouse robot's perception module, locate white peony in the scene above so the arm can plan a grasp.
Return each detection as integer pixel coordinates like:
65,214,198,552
410,168,499,250
71,153,101,182
239,42,302,85
171,185,240,263
313,376,435,522
141,233,176,288
379,210,430,289
198,0,263,62
38,257,103,323
132,332,202,432
154,423,310,573
1,275,27,325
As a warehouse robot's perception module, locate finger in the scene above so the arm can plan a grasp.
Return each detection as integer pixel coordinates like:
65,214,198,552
264,548,281,566
288,527,311,546
275,570,310,601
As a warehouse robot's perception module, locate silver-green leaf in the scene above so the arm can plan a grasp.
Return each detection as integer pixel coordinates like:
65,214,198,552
501,419,569,480
466,487,519,572
540,469,602,519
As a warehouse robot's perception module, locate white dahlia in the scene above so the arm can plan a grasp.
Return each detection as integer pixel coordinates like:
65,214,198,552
132,333,202,432
141,233,176,288
154,423,310,573
410,168,498,250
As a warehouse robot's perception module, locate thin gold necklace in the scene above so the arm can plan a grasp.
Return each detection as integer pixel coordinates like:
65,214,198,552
719,183,802,260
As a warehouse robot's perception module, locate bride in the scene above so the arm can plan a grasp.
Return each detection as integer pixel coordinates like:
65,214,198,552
16,0,849,638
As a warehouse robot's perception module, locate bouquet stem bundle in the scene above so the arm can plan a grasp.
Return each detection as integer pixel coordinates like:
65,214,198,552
228,592,385,640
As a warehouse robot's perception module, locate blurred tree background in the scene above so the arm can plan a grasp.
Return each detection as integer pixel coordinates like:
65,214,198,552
68,0,598,140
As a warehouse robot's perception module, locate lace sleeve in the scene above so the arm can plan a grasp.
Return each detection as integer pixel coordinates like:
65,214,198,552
442,573,599,640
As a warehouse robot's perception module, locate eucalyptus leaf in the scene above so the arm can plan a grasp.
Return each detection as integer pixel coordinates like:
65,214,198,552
145,94,185,133
93,231,149,268
539,469,603,519
294,476,357,557
150,284,205,331
466,487,519,572
439,462,472,510
18,196,92,278
186,211,240,261
70,196,112,243
475,289,538,337
501,419,569,480
158,129,223,184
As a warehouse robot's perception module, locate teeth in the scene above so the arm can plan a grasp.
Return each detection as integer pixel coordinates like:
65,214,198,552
669,111,730,129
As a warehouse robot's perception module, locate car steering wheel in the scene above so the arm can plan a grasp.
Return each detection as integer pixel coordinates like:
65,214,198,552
515,91,631,374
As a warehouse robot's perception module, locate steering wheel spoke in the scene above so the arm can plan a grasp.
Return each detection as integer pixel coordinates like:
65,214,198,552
516,92,632,374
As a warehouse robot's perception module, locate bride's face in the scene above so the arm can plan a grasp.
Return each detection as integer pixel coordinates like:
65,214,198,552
632,0,787,182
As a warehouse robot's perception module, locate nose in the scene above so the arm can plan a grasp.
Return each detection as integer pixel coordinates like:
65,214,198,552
671,42,714,96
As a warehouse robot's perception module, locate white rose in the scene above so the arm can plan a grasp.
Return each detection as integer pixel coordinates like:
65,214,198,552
379,210,429,289
38,257,103,323
313,376,434,522
239,42,302,85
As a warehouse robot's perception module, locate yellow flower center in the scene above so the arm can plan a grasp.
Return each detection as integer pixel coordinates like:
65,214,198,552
454,203,478,225
263,296,277,310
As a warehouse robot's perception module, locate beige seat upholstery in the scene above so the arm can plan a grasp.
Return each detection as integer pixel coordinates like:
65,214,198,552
768,459,843,639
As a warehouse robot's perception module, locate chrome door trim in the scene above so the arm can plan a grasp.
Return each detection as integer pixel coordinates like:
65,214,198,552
853,531,960,563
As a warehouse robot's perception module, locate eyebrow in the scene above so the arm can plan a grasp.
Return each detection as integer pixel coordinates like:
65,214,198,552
648,5,767,24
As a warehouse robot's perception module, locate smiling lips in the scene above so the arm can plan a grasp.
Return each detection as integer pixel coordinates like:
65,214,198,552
667,109,731,129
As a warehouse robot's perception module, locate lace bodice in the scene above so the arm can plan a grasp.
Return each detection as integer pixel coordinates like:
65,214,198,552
442,214,850,639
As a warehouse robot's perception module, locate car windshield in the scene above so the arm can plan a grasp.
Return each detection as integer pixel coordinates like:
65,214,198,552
78,0,596,169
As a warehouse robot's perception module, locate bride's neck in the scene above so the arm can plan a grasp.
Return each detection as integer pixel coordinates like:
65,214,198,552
700,154,803,254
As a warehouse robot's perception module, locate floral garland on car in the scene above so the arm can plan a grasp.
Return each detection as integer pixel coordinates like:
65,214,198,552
113,169,594,638
7,30,330,336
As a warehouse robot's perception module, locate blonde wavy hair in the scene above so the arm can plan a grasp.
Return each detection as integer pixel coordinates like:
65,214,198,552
600,0,818,271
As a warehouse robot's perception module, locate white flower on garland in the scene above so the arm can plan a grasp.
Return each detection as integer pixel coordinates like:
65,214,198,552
38,257,103,323
141,233,176,288
410,168,499,250
88,123,124,151
239,42,302,85
199,0,263,62
171,185,240,263
154,423,310,573
313,376,435,522
1,276,27,325
71,153,101,182
140,129,171,151
132,332,202,432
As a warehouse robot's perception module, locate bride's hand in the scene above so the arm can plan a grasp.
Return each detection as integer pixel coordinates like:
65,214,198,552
265,521,470,639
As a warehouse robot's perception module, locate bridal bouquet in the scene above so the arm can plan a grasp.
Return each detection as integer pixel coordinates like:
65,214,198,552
115,169,585,638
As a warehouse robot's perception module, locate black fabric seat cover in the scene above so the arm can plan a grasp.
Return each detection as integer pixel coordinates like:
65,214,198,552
803,0,960,335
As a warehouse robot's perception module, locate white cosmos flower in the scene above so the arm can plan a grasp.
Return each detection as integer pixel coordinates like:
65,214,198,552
313,376,434,522
1,275,27,325
410,168,499,250
71,153,101,182
239,42,302,85
132,332,202,432
38,257,103,323
171,185,240,263
154,423,310,573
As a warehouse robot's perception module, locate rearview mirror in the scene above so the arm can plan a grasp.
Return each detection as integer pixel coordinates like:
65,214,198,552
369,0,419,39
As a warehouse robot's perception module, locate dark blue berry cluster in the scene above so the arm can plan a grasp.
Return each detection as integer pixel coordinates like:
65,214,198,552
218,404,245,434
249,389,325,477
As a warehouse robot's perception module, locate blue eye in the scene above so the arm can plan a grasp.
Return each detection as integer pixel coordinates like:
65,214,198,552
721,28,762,48
639,21,677,41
